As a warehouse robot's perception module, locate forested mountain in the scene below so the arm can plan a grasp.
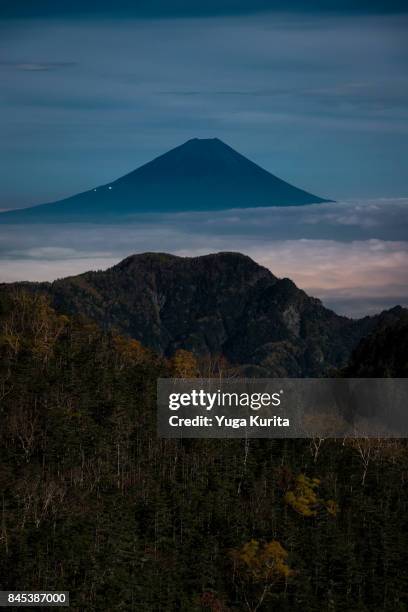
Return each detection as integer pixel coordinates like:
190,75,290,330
8,252,401,377
1,290,407,611
0,139,329,222
342,306,408,377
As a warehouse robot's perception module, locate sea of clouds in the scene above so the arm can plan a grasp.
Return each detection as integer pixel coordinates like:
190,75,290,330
0,198,407,318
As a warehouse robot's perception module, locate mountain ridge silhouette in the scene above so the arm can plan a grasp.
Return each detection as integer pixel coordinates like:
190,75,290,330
5,250,398,377
0,138,331,222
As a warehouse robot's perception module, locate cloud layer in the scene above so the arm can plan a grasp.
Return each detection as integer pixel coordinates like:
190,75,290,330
0,199,407,318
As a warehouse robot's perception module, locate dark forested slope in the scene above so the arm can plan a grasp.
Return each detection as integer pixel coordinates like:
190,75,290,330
342,306,408,377
1,290,408,611
6,252,388,377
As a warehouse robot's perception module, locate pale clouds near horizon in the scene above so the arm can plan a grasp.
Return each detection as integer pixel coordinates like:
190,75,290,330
0,199,407,318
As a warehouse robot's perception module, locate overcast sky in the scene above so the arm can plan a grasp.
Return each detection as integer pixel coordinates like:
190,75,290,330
1,4,407,209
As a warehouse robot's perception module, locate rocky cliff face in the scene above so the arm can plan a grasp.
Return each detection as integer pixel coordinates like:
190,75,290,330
11,251,387,377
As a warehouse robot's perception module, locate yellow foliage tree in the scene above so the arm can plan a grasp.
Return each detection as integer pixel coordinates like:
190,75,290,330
0,292,68,364
284,474,337,517
170,349,199,378
230,539,293,611
113,335,149,365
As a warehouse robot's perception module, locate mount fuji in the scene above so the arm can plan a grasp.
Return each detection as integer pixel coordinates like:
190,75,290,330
0,138,331,222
